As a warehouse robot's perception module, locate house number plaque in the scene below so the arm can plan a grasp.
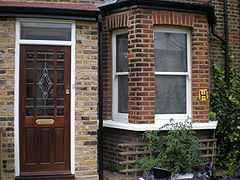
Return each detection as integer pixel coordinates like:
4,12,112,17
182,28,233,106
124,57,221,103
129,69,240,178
199,89,209,101
35,119,55,125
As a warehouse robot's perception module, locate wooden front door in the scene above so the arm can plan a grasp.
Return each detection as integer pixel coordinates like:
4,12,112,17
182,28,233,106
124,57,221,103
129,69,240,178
20,45,71,176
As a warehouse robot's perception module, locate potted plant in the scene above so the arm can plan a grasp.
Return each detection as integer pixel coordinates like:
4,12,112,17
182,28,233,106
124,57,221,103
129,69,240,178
137,120,203,179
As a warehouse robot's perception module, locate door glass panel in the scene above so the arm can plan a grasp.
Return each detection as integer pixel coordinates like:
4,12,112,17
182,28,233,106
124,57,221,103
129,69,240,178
26,51,34,59
56,85,64,98
37,62,54,70
36,108,55,116
57,108,64,116
56,98,64,106
36,63,54,101
26,69,34,83
56,51,65,60
25,108,34,116
26,61,34,68
56,70,64,83
26,98,34,106
56,62,64,70
24,49,66,118
26,84,33,98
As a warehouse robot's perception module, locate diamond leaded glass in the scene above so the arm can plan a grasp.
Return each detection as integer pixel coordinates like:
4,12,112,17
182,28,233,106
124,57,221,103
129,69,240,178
37,62,53,101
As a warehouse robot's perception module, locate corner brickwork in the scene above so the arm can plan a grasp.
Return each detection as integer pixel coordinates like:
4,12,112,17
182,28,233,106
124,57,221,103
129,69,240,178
128,9,155,124
102,9,210,123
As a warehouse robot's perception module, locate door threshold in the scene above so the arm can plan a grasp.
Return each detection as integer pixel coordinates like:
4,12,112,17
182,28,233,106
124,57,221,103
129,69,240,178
15,174,75,180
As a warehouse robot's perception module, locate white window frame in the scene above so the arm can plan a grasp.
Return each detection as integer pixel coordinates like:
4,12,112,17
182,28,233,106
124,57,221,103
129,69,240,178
112,29,128,123
14,18,76,176
154,27,192,122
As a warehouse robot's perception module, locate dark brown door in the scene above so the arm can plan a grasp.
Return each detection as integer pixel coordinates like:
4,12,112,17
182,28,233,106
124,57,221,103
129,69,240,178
20,45,71,176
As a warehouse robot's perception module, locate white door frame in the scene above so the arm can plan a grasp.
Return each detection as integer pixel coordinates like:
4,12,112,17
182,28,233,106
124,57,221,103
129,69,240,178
14,18,76,176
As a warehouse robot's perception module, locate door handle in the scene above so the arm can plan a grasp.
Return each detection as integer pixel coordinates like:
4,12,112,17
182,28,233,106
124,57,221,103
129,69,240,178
66,89,70,95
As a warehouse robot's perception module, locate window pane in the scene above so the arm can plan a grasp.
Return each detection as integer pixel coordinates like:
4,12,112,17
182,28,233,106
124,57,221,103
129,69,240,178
116,34,128,72
118,75,128,113
155,76,186,114
21,22,71,41
154,32,187,72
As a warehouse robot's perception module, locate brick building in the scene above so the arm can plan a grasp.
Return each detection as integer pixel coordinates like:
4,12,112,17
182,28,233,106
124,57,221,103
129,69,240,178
0,1,100,179
0,0,239,179
99,0,219,175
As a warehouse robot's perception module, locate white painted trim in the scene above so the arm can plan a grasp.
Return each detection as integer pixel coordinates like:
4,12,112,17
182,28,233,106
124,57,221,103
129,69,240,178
154,28,192,122
14,19,76,176
112,29,128,123
103,120,218,131
187,29,192,122
14,20,20,177
70,22,76,175
116,72,129,76
17,18,74,24
18,40,72,46
154,72,188,75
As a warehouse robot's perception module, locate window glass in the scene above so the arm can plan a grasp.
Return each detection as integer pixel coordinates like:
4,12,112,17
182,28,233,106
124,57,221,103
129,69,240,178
116,34,128,72
118,75,128,113
115,33,128,114
155,76,186,114
154,30,189,116
21,22,71,41
154,32,187,72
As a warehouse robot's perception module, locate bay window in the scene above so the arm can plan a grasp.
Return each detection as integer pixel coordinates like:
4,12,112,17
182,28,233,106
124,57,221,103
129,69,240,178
154,28,191,121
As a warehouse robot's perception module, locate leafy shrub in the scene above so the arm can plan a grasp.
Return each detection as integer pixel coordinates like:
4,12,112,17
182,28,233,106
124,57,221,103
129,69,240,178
106,162,124,172
211,67,240,176
137,120,202,175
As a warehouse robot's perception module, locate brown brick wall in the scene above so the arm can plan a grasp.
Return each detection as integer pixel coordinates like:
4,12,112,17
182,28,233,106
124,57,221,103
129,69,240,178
210,0,240,68
192,14,210,122
102,11,129,121
102,9,210,123
227,0,240,67
128,9,155,124
0,19,98,180
103,127,216,176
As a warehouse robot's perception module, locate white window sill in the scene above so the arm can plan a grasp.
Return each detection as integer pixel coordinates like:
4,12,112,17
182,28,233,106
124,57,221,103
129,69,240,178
103,120,218,131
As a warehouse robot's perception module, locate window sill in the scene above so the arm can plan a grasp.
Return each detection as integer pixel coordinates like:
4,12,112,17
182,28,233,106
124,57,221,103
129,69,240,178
103,120,218,131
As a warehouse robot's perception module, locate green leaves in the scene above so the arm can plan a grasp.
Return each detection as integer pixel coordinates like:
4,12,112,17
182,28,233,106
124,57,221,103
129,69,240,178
211,66,240,175
137,121,202,175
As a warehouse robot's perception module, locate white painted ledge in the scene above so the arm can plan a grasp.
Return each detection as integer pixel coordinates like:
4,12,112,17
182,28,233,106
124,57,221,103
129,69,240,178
103,120,218,131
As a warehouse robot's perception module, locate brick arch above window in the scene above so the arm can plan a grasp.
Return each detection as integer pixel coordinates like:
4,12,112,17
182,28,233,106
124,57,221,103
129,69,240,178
105,12,129,30
104,10,204,30
152,11,195,27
